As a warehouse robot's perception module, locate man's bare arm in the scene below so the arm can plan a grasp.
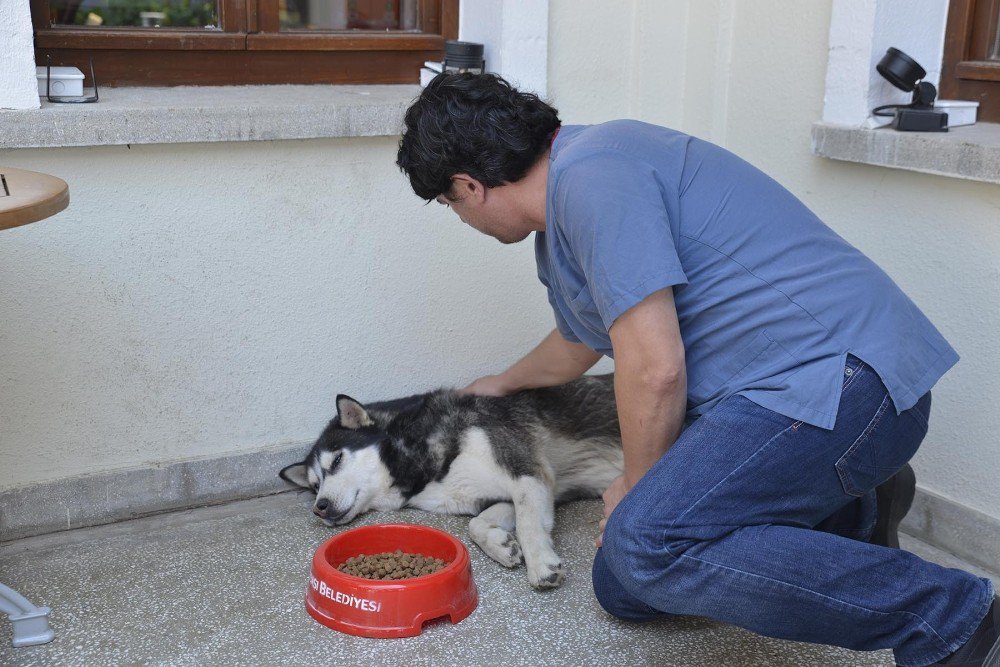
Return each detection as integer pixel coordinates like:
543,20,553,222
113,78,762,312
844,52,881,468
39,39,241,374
461,328,602,396
608,287,687,486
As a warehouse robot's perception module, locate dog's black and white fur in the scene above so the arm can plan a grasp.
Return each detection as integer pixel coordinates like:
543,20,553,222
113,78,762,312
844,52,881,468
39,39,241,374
279,373,623,589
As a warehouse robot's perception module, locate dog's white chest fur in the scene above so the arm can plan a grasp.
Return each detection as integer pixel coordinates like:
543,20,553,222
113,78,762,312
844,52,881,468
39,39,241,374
409,427,510,515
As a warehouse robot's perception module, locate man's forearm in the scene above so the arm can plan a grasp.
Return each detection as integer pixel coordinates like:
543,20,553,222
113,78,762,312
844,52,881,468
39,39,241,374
500,329,602,392
614,364,687,487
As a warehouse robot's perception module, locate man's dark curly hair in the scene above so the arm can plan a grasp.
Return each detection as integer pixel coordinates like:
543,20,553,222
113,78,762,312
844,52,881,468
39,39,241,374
396,72,561,201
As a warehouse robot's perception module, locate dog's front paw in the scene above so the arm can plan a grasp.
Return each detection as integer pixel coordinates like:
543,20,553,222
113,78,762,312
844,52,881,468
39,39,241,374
527,559,564,590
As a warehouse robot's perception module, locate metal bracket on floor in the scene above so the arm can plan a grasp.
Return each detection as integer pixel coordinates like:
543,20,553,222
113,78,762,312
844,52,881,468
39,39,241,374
0,582,54,647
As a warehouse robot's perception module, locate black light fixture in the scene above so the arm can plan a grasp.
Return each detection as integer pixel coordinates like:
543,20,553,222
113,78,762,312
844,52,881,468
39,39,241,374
872,47,947,132
443,41,485,74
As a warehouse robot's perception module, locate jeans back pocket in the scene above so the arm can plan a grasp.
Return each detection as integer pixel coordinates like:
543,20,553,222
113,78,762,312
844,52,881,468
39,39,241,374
835,389,927,497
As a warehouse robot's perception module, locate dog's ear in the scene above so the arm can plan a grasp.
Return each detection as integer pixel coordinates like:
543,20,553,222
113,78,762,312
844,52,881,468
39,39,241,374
279,462,311,489
336,394,374,429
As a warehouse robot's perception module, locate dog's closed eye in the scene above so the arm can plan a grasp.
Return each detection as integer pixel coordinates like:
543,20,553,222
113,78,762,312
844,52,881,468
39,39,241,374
318,450,344,472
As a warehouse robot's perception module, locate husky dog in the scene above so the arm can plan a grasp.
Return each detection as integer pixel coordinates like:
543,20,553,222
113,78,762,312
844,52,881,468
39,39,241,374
279,374,623,589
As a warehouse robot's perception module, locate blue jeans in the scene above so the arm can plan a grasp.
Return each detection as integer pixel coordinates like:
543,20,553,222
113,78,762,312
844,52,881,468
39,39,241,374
592,354,995,667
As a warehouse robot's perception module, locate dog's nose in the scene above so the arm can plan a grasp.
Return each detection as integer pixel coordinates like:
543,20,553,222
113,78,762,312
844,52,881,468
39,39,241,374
314,498,329,515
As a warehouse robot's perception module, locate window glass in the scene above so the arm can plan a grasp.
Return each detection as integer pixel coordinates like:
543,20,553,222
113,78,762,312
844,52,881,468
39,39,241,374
992,12,1000,60
280,0,420,31
49,0,220,28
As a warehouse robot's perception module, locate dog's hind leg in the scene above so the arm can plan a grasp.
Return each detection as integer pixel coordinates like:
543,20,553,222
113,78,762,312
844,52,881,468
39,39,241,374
512,475,564,590
468,502,524,568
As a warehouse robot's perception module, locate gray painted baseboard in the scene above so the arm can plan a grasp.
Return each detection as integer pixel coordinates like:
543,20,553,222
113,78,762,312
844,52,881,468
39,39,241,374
3,443,1000,576
0,441,312,542
901,488,1000,575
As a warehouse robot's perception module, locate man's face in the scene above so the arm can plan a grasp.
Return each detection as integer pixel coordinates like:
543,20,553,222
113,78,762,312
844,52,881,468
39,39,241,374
435,183,531,245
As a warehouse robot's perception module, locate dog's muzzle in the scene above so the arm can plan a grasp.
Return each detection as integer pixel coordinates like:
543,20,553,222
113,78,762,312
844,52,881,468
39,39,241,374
313,497,352,523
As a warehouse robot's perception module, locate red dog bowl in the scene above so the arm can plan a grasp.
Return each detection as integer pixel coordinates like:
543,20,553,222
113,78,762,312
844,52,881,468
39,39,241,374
305,523,478,638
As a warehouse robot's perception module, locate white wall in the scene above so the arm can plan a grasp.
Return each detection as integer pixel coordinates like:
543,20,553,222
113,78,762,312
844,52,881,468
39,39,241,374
1,139,557,486
0,0,40,110
459,0,549,95
549,0,1000,520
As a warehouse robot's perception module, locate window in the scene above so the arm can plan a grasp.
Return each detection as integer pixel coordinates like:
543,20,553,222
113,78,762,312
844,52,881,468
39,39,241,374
30,0,458,86
940,0,1000,122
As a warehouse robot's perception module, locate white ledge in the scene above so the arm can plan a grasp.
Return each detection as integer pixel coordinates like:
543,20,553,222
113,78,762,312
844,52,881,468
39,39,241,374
811,121,1000,185
0,84,422,149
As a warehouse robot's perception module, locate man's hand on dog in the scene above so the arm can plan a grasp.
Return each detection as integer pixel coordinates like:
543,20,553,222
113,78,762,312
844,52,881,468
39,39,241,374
458,374,510,397
596,474,633,548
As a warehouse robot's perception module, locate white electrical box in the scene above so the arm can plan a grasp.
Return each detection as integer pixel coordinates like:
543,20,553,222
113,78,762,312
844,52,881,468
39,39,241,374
36,66,85,97
935,100,980,127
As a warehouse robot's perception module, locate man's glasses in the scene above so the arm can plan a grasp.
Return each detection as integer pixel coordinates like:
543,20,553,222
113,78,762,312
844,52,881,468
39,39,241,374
45,55,99,104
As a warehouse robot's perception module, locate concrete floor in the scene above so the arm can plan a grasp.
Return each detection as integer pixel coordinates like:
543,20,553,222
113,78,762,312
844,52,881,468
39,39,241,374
2,493,998,667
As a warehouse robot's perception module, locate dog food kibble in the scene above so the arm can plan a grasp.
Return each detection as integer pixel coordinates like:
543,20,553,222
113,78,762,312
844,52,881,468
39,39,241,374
338,550,448,580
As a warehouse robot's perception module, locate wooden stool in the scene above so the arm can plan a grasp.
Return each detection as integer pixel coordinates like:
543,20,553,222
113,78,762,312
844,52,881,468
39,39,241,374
0,167,69,231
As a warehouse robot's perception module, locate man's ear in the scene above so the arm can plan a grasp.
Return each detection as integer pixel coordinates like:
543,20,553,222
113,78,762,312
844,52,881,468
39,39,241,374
337,394,373,429
279,462,311,489
450,174,485,204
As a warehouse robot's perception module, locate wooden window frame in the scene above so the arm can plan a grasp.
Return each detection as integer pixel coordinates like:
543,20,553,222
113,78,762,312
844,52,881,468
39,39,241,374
31,0,459,86
940,0,1000,122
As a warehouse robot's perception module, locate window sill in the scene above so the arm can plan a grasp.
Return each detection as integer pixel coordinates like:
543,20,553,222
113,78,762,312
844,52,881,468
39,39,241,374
811,121,1000,185
0,84,422,149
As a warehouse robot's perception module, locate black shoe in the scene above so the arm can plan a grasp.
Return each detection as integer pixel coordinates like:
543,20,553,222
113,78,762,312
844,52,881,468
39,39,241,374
871,463,916,548
932,596,1000,666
